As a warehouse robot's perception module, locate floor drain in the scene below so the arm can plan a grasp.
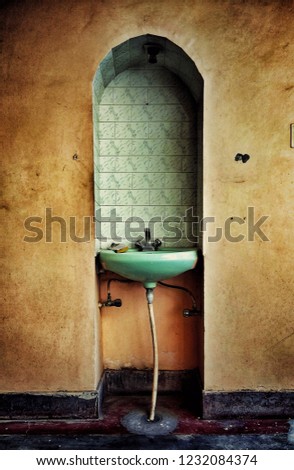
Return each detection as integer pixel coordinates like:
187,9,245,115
121,409,178,436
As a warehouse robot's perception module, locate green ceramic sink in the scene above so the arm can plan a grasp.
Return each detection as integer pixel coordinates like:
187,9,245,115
99,248,198,288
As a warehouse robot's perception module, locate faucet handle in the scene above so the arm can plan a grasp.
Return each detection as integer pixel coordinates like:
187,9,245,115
135,240,144,251
153,239,162,250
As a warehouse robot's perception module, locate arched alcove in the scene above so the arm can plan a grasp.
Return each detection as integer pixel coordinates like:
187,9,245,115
93,35,204,402
93,34,203,251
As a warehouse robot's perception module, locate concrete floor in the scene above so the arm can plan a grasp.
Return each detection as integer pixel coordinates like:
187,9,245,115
0,395,293,450
0,433,292,450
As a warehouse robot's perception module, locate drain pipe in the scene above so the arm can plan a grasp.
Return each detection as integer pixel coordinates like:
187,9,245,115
146,288,158,422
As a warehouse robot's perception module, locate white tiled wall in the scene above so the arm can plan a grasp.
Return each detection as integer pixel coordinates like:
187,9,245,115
94,66,200,249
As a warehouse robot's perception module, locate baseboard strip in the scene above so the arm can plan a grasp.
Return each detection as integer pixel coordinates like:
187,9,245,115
203,390,294,419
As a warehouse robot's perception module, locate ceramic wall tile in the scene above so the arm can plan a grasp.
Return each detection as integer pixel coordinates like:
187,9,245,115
132,173,165,189
108,70,131,87
98,104,132,122
116,189,150,206
98,190,117,205
148,122,182,139
115,122,148,139
130,139,161,156
99,139,133,156
159,104,187,122
131,104,154,122
128,70,154,87
97,173,132,190
130,104,187,122
149,189,181,205
99,221,128,243
99,87,114,104
162,206,181,219
95,205,131,221
113,87,147,104
164,172,196,189
147,87,180,104
182,221,200,244
156,219,184,244
181,188,197,205
132,206,165,220
97,122,115,139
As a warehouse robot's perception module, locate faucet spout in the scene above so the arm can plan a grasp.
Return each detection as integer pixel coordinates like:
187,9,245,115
135,228,162,251
144,228,151,244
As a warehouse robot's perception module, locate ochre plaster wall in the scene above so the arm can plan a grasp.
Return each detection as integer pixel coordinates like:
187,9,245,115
1,0,293,393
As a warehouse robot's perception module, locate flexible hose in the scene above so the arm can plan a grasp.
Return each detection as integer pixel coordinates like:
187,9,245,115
158,280,197,307
147,301,159,421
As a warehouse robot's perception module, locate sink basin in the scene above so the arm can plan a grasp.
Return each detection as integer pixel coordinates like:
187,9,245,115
99,248,198,288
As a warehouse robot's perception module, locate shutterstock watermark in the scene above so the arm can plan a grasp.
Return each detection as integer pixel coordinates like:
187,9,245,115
22,207,270,244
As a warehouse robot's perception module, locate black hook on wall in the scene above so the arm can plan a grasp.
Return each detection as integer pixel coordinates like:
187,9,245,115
235,153,250,163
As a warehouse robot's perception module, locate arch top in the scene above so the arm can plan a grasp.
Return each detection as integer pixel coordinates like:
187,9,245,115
93,34,203,104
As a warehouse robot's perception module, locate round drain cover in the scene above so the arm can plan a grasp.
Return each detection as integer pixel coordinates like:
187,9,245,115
121,409,178,436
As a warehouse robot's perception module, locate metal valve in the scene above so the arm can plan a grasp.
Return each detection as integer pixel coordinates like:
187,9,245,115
183,308,201,317
98,293,122,308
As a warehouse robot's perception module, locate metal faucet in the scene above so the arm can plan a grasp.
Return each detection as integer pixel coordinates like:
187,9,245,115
135,228,162,251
